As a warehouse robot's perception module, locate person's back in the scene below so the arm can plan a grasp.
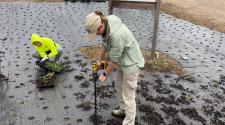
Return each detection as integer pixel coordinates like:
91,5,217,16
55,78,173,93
102,15,145,73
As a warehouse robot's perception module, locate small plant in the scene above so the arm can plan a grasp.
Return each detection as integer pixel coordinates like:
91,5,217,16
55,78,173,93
39,72,55,84
79,62,87,67
45,61,63,72
63,56,69,60
74,74,85,80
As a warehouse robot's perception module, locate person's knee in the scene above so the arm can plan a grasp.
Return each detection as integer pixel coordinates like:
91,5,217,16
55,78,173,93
58,47,63,55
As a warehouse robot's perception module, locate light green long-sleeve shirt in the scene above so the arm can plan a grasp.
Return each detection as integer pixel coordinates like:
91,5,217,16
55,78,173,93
102,15,145,73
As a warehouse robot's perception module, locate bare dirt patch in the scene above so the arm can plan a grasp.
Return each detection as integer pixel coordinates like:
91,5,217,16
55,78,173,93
79,44,184,76
161,0,225,33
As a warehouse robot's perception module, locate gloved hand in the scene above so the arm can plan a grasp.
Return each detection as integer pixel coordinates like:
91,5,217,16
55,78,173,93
99,72,107,82
41,55,49,62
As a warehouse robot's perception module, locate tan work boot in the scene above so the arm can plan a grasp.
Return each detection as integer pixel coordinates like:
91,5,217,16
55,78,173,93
111,109,126,118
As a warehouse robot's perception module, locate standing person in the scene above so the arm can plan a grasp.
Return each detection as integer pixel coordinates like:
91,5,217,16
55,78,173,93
85,11,145,125
31,33,63,63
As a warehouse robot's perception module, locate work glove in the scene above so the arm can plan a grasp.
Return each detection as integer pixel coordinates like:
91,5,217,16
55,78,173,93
41,55,49,62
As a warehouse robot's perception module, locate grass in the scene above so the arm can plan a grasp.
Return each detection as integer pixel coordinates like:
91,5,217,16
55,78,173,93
79,44,184,77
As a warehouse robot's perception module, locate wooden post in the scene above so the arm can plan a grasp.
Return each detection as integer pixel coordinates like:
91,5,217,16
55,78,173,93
151,0,160,59
108,0,113,15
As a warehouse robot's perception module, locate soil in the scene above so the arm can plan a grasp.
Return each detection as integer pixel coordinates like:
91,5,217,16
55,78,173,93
80,45,184,76
74,73,85,80
161,105,178,117
80,80,90,88
180,108,206,125
73,92,86,100
1,0,224,33
169,117,186,125
139,104,165,124
161,0,225,33
89,113,105,125
106,118,123,125
76,101,92,111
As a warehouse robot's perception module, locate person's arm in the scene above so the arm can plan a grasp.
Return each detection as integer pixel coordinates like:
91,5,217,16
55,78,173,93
103,61,117,75
36,48,47,58
46,39,58,58
98,47,106,65
99,37,124,82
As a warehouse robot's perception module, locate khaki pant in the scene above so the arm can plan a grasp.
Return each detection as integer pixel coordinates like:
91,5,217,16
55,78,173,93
115,69,139,125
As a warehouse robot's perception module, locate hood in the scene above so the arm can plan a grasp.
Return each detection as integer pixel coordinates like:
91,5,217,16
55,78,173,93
107,15,123,36
31,33,42,45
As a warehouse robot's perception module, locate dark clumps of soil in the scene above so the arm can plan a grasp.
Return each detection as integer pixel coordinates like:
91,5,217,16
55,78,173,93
153,78,171,94
203,98,213,104
44,117,52,122
180,108,206,124
74,59,82,63
170,84,185,91
81,68,89,73
213,93,225,101
80,80,90,88
155,95,179,105
211,117,225,125
161,105,179,117
77,118,83,123
74,74,85,80
76,101,92,111
180,75,196,83
219,75,225,84
106,118,123,125
89,113,105,125
64,117,70,121
169,117,187,125
99,103,109,110
155,78,164,84
202,105,215,116
73,92,86,100
139,104,165,125
214,111,222,118
200,84,208,89
138,80,150,97
176,95,191,105
99,91,113,98
154,84,171,94
222,107,225,112
147,95,179,105
63,56,69,60
79,62,88,68
28,116,35,120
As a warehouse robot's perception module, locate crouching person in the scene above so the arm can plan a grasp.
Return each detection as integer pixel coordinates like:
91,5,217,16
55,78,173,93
31,33,63,63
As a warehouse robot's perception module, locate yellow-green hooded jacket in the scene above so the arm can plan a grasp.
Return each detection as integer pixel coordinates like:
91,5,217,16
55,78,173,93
31,34,60,58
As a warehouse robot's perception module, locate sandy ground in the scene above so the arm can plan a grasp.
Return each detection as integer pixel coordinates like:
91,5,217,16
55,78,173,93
161,0,225,33
0,0,225,33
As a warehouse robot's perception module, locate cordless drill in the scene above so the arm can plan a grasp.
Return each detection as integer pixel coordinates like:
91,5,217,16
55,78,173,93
91,59,108,114
91,59,108,79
